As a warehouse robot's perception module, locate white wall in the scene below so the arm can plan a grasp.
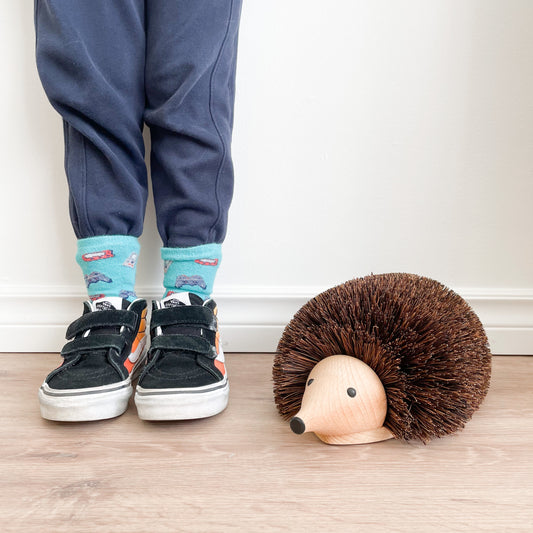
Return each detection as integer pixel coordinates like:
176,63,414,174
1,1,533,353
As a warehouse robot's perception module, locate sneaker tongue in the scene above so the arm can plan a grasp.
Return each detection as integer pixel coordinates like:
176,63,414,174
90,296,128,311
162,292,204,308
81,297,129,338
160,292,206,337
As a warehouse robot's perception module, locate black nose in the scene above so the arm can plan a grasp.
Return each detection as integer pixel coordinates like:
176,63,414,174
290,416,306,435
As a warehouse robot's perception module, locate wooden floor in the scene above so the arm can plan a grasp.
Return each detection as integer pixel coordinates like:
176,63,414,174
1,354,532,532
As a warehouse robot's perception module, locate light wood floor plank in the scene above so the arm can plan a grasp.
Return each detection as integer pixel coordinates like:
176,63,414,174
0,354,532,532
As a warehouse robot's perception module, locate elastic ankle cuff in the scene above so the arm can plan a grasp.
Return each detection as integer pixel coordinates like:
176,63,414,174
77,235,140,250
161,243,221,262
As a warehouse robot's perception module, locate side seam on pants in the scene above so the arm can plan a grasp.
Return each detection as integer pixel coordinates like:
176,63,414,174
208,0,241,243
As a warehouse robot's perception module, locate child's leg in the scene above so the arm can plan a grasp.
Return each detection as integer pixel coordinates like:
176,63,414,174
35,1,148,420
35,0,147,301
144,0,243,299
135,0,243,421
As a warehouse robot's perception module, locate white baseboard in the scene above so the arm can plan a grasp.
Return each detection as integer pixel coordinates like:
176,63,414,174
1,285,533,355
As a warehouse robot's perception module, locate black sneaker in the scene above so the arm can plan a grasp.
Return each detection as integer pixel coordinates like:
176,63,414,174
38,297,148,421
134,292,228,420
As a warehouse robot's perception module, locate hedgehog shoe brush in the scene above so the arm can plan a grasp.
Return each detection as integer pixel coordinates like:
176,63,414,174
290,355,394,445
273,273,492,445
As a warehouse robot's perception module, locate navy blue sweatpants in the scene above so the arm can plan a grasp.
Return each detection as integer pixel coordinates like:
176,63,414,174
34,0,242,247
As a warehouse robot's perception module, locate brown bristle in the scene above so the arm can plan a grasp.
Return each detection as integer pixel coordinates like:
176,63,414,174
273,273,491,443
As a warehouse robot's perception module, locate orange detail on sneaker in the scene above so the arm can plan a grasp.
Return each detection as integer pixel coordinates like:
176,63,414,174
214,359,226,376
124,310,147,373
215,331,220,355
124,357,135,374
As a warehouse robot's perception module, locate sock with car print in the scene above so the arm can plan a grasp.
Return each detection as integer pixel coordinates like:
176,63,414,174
162,243,221,300
76,235,140,302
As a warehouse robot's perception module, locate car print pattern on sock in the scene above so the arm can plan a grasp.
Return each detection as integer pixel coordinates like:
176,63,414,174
119,290,137,300
84,272,113,287
123,252,138,268
82,250,115,262
194,258,219,266
175,274,207,290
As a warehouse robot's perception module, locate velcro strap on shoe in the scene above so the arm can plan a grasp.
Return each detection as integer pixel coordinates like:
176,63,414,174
66,310,138,340
150,306,216,333
149,334,216,358
61,334,127,357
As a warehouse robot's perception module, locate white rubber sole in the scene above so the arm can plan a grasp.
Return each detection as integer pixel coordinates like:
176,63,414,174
134,379,229,421
39,379,133,422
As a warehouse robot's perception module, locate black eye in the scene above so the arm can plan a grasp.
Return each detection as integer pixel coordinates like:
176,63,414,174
307,378,314,386
347,387,357,398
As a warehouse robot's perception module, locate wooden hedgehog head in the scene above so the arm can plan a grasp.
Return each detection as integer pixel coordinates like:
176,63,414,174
273,273,492,445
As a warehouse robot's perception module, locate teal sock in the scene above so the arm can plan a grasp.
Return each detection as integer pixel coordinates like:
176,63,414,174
162,243,221,300
76,235,140,302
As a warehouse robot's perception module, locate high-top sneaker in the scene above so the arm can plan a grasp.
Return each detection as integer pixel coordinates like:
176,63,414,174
134,292,228,420
38,297,147,421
